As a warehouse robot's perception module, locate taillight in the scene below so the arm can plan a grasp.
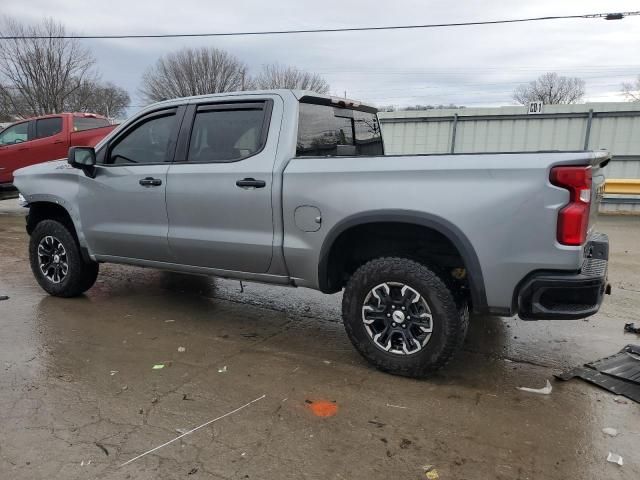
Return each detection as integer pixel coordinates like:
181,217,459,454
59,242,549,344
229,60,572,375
550,166,592,246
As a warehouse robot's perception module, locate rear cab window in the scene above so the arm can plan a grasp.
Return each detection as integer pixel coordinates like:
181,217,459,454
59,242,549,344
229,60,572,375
296,99,384,157
73,116,110,132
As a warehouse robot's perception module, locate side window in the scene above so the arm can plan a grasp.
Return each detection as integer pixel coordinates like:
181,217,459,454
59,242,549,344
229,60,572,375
107,112,176,165
187,104,268,163
296,103,384,157
35,117,63,139
0,122,30,146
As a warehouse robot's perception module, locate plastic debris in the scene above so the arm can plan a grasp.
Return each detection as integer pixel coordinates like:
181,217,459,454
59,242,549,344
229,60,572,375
624,323,640,334
80,459,92,466
323,360,332,365
306,399,338,417
164,319,175,323
423,466,439,479
152,364,165,370
110,370,119,376
613,396,628,404
602,427,618,437
218,366,227,373
607,452,624,466
517,379,552,395
178,346,186,353
386,403,408,409
188,467,198,475
0,295,9,301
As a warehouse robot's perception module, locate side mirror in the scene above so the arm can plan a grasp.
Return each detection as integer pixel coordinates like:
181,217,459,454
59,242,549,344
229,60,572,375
68,146,96,178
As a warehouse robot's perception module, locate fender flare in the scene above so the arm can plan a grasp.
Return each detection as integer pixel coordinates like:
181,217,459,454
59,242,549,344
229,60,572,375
317,209,488,313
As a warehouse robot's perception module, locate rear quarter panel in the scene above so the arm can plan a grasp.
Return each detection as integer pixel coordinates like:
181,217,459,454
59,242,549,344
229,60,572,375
283,152,597,311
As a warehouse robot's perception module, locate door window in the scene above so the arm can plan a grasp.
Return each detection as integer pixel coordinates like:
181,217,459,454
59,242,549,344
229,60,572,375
0,122,29,146
108,112,176,165
187,105,268,163
35,117,63,139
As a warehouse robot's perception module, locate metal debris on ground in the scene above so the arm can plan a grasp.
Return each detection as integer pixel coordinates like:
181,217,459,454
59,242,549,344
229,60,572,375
606,452,624,466
164,319,175,323
516,379,553,395
152,364,165,370
218,366,227,373
119,394,266,467
0,295,9,301
110,370,118,376
556,344,640,403
178,346,186,353
602,427,618,437
188,467,198,475
386,403,408,409
624,323,640,334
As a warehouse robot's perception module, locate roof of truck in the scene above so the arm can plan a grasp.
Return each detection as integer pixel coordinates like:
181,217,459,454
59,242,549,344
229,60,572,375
143,89,377,113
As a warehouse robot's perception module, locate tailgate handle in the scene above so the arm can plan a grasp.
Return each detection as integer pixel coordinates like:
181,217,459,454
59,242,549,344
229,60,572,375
236,178,266,188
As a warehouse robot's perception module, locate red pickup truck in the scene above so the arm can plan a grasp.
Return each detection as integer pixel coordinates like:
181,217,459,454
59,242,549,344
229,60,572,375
0,113,116,186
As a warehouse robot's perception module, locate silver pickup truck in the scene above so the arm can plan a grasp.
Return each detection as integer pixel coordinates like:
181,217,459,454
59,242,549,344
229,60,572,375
13,89,611,377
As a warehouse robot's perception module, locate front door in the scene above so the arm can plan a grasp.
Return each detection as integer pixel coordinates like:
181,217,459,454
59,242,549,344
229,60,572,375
166,98,280,273
0,120,31,184
78,107,183,262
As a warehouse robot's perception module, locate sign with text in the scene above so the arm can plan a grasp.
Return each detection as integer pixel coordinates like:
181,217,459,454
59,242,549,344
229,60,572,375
527,101,543,115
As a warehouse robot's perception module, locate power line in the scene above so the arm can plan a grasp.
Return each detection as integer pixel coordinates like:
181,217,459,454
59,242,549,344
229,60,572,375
0,11,638,40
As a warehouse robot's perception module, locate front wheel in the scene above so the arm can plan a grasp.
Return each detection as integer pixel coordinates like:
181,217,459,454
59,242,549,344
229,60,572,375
29,219,99,297
342,257,468,378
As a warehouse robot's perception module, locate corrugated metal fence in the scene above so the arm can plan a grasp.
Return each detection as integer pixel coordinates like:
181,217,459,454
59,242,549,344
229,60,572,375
378,102,640,213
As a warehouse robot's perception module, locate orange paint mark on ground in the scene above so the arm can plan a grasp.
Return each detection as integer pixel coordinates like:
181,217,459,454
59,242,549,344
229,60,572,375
307,400,338,417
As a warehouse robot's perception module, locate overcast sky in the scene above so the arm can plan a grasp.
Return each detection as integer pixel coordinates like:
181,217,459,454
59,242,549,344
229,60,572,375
3,0,640,112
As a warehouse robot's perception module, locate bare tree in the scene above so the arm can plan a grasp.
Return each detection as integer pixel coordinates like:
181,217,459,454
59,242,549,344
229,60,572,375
0,17,96,117
139,47,250,103
254,63,330,94
621,75,640,102
65,80,130,118
513,72,585,105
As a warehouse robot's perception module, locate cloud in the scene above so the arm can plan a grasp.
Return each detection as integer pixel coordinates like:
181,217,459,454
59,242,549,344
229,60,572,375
3,0,639,112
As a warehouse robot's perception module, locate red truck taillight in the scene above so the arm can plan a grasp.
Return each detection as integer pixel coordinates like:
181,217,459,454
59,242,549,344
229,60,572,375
550,166,592,246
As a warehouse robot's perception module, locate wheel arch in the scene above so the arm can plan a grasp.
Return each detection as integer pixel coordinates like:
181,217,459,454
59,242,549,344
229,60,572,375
318,210,488,313
26,201,91,262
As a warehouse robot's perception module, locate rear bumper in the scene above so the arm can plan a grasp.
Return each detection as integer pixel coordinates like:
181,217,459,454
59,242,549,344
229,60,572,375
517,233,610,320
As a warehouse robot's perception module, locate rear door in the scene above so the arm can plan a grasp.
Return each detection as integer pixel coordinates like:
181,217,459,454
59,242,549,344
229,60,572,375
166,97,281,273
78,107,184,261
28,116,68,163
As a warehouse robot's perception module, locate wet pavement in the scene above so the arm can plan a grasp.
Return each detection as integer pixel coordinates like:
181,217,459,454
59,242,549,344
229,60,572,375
0,199,639,479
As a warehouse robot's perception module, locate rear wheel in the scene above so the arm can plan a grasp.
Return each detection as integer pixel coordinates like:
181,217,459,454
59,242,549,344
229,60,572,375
29,220,99,297
342,257,468,378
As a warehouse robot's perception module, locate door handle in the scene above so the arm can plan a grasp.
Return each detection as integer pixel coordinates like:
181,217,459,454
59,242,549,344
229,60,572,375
236,178,266,188
139,177,162,187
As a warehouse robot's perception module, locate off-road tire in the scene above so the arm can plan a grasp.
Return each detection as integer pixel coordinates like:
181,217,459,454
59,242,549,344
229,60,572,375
342,257,468,378
29,219,99,297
